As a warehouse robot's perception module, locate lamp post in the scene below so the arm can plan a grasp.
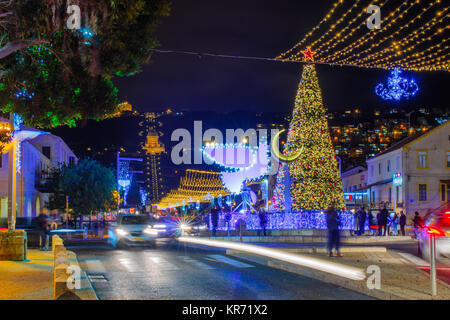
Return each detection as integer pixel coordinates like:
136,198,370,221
7,113,17,232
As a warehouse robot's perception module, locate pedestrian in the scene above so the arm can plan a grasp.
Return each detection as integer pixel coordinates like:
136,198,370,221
258,211,268,236
368,211,376,236
224,210,232,237
36,212,49,251
358,207,367,236
390,212,398,236
399,211,407,236
326,205,342,257
412,211,423,239
210,206,219,237
378,205,389,236
353,210,360,236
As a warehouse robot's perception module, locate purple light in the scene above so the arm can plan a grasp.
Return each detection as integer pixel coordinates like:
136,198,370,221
210,210,358,231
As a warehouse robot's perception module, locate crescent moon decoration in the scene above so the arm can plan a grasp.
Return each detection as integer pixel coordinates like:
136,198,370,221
271,129,304,163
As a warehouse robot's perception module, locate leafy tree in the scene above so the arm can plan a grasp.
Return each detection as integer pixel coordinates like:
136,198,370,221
0,0,171,128
47,159,117,219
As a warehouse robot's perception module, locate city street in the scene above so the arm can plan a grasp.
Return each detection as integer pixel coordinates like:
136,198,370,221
70,240,373,300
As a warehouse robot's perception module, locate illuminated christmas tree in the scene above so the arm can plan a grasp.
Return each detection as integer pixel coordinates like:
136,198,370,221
272,48,345,211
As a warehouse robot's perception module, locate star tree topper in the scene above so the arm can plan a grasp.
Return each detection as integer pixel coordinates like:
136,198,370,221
302,47,316,62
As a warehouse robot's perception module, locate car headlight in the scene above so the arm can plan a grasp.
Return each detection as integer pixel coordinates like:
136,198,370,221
144,227,158,236
153,224,167,229
116,228,128,236
180,223,192,231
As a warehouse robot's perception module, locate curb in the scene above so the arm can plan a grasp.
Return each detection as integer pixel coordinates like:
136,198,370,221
66,250,99,300
201,236,413,244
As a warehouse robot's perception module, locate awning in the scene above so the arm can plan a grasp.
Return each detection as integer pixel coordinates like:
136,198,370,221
353,178,394,192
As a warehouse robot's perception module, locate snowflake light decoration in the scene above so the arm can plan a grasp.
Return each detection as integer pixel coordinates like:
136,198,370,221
375,69,419,101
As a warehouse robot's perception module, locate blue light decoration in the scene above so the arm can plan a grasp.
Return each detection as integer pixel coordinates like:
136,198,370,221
118,160,131,206
79,27,94,39
139,189,148,207
375,69,419,101
209,210,356,231
202,143,269,194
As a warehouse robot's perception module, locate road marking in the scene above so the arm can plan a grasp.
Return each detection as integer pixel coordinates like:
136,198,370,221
148,256,180,271
207,254,254,268
397,252,430,267
118,258,142,272
84,259,107,273
180,256,215,270
87,274,108,282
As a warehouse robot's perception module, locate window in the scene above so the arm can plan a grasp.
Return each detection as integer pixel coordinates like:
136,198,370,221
372,191,376,203
387,160,391,173
396,156,400,170
441,184,447,203
396,186,399,204
446,151,450,169
388,187,392,203
378,163,382,175
418,184,428,202
370,165,374,177
42,146,51,159
69,156,75,167
417,150,428,169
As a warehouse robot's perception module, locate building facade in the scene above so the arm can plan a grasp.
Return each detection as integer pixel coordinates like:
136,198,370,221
365,121,449,219
0,128,77,224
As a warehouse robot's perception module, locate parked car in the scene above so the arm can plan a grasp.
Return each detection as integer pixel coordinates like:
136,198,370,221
417,211,450,261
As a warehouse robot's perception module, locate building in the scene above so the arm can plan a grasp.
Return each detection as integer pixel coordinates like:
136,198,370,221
341,166,369,209
0,124,77,224
142,131,165,204
365,121,449,219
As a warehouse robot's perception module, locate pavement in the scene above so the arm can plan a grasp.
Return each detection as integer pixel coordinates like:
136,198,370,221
0,248,97,300
221,241,450,300
0,249,54,300
70,240,373,300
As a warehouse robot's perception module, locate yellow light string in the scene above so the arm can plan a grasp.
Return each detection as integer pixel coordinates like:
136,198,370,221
344,18,450,64
335,4,447,66
307,0,364,51
376,38,449,69
326,0,422,63
277,0,345,60
308,0,391,60
404,53,450,71
388,44,450,70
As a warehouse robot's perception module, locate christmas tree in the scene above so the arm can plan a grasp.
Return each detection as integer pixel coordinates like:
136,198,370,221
272,48,345,211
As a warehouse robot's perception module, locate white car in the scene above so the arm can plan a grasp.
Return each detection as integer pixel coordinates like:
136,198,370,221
418,211,450,261
108,214,159,249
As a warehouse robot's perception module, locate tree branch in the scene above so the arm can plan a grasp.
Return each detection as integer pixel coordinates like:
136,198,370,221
0,39,49,60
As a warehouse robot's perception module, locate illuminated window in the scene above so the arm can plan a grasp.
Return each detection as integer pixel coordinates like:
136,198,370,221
446,151,450,169
417,150,428,169
418,184,428,202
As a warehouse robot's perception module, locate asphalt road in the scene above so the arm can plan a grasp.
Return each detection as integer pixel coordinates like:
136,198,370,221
70,240,373,300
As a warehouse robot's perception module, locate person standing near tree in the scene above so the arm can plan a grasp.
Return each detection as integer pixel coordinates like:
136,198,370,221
326,205,342,257
358,207,367,236
353,210,360,236
379,205,389,236
258,211,268,236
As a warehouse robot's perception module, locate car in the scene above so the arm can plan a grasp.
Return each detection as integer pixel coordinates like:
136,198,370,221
417,211,450,261
108,214,160,249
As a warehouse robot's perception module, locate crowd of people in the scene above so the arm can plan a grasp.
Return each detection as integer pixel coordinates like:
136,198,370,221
351,206,409,237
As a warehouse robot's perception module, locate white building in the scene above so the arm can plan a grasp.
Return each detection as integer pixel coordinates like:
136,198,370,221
365,121,450,220
341,166,369,209
0,123,77,224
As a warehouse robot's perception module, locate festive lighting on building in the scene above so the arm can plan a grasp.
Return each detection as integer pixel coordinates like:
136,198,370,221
375,69,419,101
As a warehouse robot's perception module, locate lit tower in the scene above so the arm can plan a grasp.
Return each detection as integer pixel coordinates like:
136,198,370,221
143,131,165,204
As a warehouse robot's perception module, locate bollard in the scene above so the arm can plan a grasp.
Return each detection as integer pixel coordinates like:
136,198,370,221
430,234,437,296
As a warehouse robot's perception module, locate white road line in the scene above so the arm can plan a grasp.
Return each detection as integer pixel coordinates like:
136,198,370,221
180,256,215,270
84,259,107,273
118,258,142,272
207,254,254,268
148,256,180,270
397,252,430,267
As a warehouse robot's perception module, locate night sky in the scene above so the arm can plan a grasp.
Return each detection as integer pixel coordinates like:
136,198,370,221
113,0,449,115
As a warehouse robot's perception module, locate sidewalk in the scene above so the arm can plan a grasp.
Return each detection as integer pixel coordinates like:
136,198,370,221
226,244,450,300
0,249,97,300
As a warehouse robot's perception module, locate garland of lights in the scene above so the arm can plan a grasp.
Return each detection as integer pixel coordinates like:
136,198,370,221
277,0,450,72
375,69,419,101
